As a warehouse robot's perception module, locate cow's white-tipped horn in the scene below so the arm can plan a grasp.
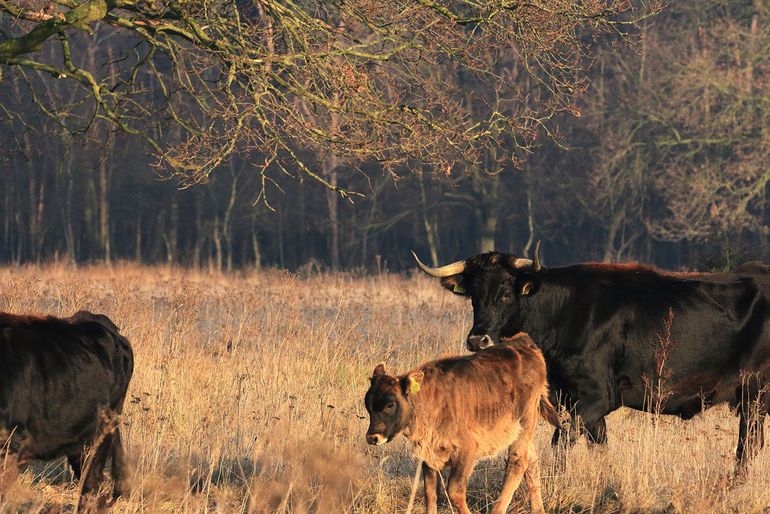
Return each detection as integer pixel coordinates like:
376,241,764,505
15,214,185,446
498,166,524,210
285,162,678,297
411,251,466,277
512,258,533,268
533,240,542,272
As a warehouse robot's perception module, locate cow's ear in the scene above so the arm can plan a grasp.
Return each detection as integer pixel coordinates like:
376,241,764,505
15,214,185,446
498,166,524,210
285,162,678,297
517,275,540,297
440,275,468,296
372,362,387,377
403,371,424,396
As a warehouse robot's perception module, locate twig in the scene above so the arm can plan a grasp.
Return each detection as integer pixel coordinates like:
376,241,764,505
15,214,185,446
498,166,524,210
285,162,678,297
405,458,423,514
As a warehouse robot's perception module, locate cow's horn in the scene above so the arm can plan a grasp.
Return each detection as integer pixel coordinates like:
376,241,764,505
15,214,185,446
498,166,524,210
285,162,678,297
411,251,466,277
533,240,542,272
511,257,533,268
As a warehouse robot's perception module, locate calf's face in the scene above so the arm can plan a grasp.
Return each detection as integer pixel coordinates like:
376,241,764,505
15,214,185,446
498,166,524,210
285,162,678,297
364,363,423,445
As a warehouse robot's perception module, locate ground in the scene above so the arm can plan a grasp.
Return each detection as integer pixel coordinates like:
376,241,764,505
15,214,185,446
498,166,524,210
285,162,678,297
0,264,768,513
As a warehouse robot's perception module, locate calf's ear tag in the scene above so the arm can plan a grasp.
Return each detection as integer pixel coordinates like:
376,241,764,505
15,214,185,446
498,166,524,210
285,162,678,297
453,284,466,294
408,378,421,395
521,282,532,296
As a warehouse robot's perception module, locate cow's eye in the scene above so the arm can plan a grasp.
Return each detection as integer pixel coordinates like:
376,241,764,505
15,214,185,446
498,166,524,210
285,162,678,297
501,290,513,301
383,402,395,413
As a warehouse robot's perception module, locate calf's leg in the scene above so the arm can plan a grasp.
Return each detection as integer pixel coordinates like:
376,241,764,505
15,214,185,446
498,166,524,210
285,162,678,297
422,462,438,514
524,442,546,514
446,451,475,514
492,415,539,514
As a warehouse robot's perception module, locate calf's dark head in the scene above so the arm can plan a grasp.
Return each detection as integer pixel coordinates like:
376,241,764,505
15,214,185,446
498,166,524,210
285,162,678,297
364,363,423,445
413,242,543,351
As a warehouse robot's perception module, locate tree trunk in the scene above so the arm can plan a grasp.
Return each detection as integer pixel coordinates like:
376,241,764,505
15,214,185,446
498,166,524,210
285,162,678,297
472,166,501,254
480,209,498,253
277,207,285,268
3,178,11,261
12,76,34,261
26,141,37,262
212,216,223,272
223,164,239,271
193,189,204,267
98,128,115,264
167,195,179,264
323,153,340,270
298,177,307,265
361,180,381,270
603,210,624,263
522,174,535,257
251,210,262,269
419,172,439,266
134,197,142,262
59,153,77,264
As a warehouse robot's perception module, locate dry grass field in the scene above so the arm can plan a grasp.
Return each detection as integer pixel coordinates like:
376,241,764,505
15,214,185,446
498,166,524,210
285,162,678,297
0,264,769,513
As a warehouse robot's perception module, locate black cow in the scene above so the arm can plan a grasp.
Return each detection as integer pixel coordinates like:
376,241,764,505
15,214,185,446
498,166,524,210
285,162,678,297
0,310,133,498
414,244,770,471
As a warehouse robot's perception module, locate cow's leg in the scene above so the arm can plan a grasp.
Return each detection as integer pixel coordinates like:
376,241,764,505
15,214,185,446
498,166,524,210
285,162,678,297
735,374,768,474
82,434,112,494
67,453,83,481
111,427,129,500
446,451,475,514
492,413,539,514
74,434,113,513
583,416,608,446
736,400,766,473
422,462,438,514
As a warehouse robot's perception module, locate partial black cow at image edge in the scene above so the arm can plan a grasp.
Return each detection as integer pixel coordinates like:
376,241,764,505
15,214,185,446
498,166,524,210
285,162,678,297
0,310,133,501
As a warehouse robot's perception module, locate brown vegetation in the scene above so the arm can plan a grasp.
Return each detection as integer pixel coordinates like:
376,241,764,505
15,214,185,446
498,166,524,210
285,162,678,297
2,3,768,271
0,0,637,190
0,264,769,513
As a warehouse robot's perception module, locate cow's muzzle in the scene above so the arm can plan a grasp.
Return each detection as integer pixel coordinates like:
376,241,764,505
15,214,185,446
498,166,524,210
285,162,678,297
467,334,495,351
366,433,388,446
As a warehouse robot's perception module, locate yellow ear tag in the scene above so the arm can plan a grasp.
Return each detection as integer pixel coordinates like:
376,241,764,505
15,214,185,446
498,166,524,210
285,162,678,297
408,378,421,395
453,284,466,294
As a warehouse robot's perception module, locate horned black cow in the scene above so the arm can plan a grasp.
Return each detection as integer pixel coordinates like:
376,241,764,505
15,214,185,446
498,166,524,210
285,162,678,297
414,244,770,471
0,310,133,498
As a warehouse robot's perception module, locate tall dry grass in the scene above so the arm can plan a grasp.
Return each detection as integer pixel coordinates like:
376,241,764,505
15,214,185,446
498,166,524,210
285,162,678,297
0,263,768,513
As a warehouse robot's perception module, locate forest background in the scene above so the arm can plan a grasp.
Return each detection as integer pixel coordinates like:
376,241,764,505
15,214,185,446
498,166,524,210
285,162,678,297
1,0,768,272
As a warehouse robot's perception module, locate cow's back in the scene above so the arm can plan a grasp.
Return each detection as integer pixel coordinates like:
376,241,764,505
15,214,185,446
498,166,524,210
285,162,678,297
538,266,770,415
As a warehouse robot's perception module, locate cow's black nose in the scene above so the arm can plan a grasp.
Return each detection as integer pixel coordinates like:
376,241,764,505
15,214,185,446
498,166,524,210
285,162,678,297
467,334,494,351
366,433,386,445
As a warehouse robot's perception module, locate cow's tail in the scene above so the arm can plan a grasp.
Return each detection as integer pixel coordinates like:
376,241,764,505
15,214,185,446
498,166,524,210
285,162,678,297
538,388,562,428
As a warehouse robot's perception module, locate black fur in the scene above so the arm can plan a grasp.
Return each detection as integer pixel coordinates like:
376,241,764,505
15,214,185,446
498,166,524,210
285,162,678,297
0,310,133,498
438,254,770,470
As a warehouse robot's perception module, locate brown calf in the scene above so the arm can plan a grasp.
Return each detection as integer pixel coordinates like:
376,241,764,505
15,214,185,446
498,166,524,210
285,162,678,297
365,332,559,514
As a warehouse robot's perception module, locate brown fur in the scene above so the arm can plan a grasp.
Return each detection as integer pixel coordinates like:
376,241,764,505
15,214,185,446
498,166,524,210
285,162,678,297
583,261,654,272
581,261,744,282
366,333,558,514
